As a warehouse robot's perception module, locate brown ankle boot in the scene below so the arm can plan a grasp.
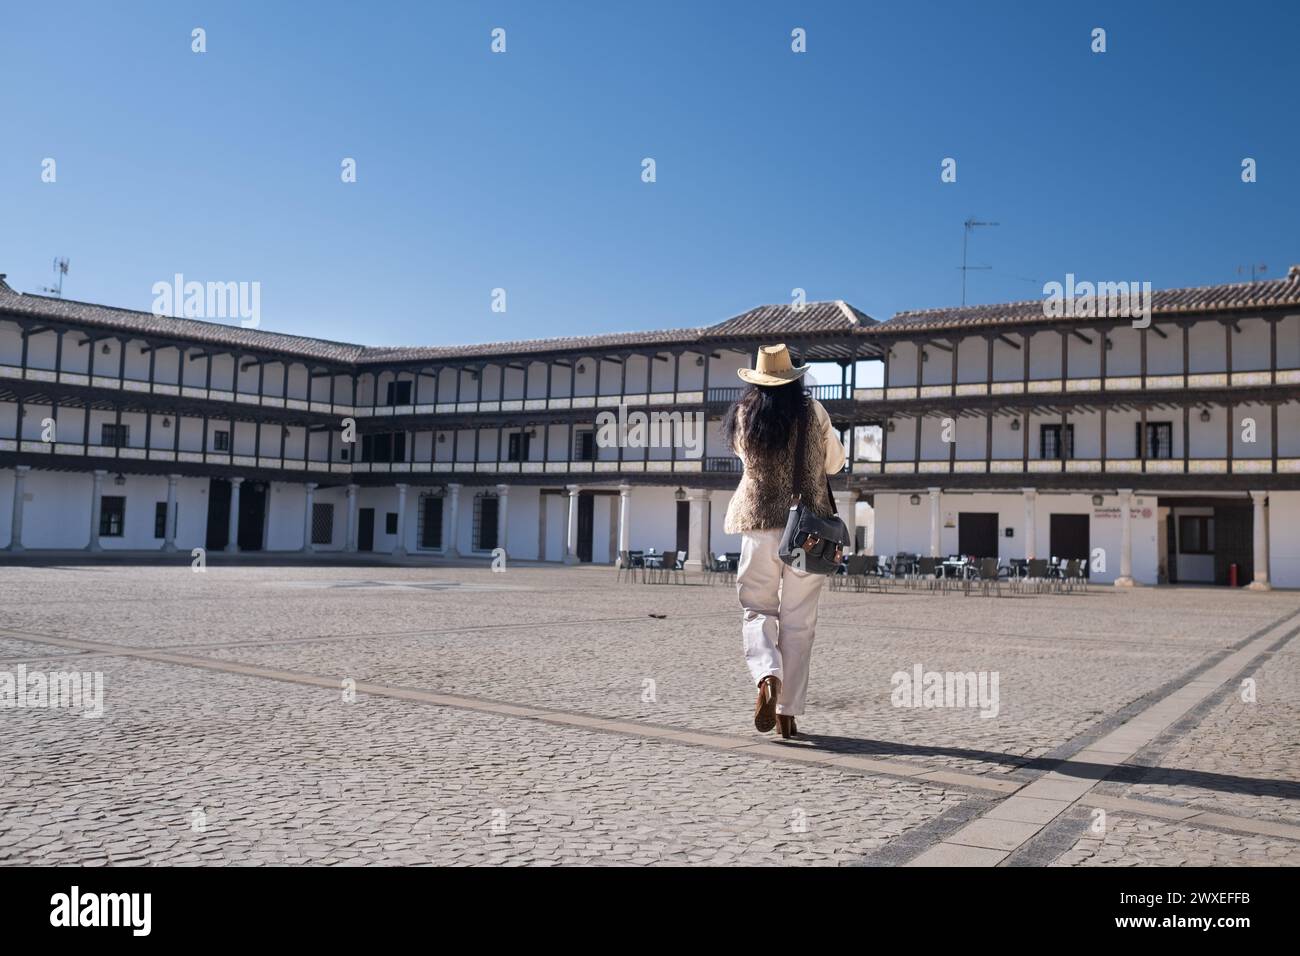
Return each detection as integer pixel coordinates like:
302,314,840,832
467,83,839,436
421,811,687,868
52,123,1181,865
753,676,780,733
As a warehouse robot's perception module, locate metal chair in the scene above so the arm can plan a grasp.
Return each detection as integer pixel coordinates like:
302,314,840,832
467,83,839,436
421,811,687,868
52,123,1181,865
842,554,869,591
915,556,941,591
660,549,688,585
966,557,1003,597
1027,558,1050,593
616,549,643,584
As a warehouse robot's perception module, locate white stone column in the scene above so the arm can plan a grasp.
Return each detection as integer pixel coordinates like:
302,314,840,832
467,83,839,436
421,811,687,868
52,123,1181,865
1115,488,1135,587
227,477,243,553
393,483,409,557
345,483,359,552
564,484,581,564
8,465,30,552
927,487,941,557
685,488,710,571
1248,490,1271,591
88,470,106,552
834,489,858,553
1022,487,1037,560
494,483,509,556
617,483,632,559
162,474,179,552
445,483,461,557
301,482,317,552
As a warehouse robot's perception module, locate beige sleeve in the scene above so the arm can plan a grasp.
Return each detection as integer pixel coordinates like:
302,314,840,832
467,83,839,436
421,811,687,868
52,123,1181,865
813,400,846,474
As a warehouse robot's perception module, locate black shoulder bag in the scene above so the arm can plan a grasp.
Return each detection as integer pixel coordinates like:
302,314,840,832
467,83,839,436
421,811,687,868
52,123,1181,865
778,403,850,574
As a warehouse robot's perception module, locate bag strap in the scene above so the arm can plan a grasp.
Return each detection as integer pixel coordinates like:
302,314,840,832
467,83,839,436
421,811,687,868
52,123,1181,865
791,397,809,504
791,396,840,516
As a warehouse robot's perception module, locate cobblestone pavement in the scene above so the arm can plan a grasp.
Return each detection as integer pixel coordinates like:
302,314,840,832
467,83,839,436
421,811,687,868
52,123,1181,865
0,562,1297,866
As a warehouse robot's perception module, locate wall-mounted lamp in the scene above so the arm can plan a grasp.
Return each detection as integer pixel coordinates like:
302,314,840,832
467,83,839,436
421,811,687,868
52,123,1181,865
161,417,171,428
437,433,447,444
909,494,921,506
1010,418,1021,431
695,356,704,366
577,363,587,374
885,420,896,433
101,343,111,355
114,473,126,486
1199,408,1212,423
673,486,687,501
1091,494,1105,507
920,350,929,362
1104,338,1114,351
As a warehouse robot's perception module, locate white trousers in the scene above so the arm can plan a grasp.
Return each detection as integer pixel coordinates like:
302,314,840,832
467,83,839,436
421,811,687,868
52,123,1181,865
736,528,826,717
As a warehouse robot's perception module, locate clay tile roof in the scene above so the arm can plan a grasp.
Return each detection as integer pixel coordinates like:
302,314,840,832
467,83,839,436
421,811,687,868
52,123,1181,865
0,279,363,364
876,274,1300,335
0,275,875,366
703,300,874,338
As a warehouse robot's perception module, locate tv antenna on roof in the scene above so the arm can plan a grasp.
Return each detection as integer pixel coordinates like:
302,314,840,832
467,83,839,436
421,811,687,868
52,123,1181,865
41,257,70,297
1236,263,1267,282
959,219,998,305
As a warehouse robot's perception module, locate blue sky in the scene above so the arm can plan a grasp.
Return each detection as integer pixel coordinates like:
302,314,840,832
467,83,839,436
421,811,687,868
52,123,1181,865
2,0,1296,351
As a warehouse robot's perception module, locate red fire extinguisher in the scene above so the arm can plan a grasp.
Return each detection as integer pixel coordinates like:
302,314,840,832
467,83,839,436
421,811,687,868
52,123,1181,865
1229,563,1239,587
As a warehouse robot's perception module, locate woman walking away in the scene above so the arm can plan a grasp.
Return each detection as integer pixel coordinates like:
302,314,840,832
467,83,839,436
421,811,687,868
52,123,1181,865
723,344,846,739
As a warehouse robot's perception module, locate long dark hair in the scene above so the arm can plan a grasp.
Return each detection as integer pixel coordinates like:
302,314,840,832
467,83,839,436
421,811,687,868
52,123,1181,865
722,381,809,459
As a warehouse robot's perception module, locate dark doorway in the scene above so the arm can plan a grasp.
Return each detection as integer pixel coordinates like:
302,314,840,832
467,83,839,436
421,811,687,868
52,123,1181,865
676,500,690,557
1213,505,1253,586
358,507,375,552
577,493,594,562
236,481,267,551
957,512,999,558
205,479,232,551
420,495,443,550
1165,513,1178,584
1049,513,1090,567
477,496,499,551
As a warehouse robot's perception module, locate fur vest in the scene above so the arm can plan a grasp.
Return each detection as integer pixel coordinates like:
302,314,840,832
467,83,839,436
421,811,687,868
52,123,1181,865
724,399,834,534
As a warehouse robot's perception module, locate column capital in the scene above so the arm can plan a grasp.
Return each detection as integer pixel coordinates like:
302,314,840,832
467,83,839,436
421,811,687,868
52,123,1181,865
14,464,31,474
167,473,181,482
618,483,632,496
347,483,359,492
687,487,710,501
495,483,510,496
231,476,245,486
447,482,461,493
395,482,408,492
93,469,108,478
566,483,581,496
928,487,941,496
304,481,318,491
1117,487,1134,496
1249,489,1268,502
1020,487,1036,497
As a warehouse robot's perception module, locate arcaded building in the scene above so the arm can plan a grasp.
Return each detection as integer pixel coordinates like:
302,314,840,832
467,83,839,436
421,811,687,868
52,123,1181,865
3,270,1299,588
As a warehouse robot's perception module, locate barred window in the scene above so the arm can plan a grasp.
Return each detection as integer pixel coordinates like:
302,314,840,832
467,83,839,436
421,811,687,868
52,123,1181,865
311,502,334,545
100,496,125,537
101,423,129,448
473,492,499,552
1040,424,1074,460
1136,422,1173,459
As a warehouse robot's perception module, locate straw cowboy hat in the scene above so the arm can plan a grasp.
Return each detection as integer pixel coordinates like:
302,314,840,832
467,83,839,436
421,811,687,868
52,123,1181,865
737,344,809,386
